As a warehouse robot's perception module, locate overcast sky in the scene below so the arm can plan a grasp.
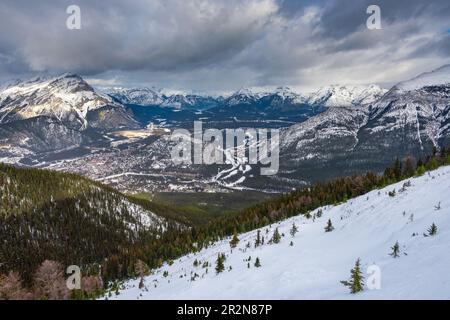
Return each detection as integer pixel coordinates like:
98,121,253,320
0,0,449,92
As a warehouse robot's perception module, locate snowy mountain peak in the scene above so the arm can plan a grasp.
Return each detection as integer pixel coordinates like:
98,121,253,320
160,94,196,109
275,86,292,93
308,84,387,107
0,73,123,127
234,87,256,96
107,87,165,106
226,88,260,105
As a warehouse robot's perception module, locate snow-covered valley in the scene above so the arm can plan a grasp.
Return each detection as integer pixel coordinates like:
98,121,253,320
107,165,450,300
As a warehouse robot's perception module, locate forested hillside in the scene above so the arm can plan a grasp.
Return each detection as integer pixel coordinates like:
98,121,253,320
112,162,450,299
1,146,449,299
0,164,185,283
89,147,450,295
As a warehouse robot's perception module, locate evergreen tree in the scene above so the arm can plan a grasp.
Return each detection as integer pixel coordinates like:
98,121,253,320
394,158,402,180
272,228,281,244
135,259,149,289
229,230,240,249
324,219,334,233
290,222,299,237
427,223,438,236
403,157,415,177
389,241,400,258
255,230,262,248
254,257,261,268
316,209,323,218
340,258,364,294
215,253,226,274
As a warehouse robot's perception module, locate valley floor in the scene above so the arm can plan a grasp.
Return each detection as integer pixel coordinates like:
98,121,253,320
106,166,450,300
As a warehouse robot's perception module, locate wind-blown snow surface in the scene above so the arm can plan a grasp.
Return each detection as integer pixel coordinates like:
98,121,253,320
397,65,450,92
108,166,450,300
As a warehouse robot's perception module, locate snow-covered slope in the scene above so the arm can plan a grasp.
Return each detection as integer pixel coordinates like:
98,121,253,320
279,65,450,186
225,88,262,106
0,74,140,156
396,65,450,92
366,65,450,151
307,85,387,107
107,87,220,110
0,74,133,129
109,166,450,300
106,87,165,106
106,85,385,109
281,106,368,153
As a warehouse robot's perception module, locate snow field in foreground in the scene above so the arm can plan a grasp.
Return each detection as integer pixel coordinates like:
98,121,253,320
109,166,450,300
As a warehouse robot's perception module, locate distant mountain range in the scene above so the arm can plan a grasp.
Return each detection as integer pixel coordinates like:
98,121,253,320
0,65,449,193
0,74,386,162
104,84,386,130
106,83,387,110
279,64,450,186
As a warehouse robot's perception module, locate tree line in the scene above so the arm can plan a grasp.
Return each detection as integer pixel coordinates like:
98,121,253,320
1,146,449,299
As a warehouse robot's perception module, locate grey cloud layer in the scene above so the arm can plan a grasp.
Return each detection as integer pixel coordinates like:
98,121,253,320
0,0,449,90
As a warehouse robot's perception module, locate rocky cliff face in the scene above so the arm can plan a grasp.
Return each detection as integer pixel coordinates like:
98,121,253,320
280,65,450,185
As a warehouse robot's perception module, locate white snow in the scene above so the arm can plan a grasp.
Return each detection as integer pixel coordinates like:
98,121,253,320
0,74,123,128
397,65,450,91
108,166,450,300
307,84,387,107
223,85,386,107
105,87,165,106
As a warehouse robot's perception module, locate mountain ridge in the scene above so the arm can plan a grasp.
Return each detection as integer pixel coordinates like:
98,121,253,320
106,84,387,109
108,163,450,299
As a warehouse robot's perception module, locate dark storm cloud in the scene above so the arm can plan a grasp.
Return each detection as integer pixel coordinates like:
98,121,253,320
317,0,450,38
0,0,449,91
0,0,277,75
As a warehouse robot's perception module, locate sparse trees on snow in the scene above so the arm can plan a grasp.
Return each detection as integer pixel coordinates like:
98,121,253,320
193,259,199,267
324,219,334,233
316,209,323,218
135,259,149,289
272,228,281,244
255,230,262,248
290,222,299,237
390,241,400,258
230,230,240,249
215,253,226,274
426,223,438,236
341,258,364,294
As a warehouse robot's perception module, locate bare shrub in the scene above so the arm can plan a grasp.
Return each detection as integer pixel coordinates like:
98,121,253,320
33,260,69,300
0,271,32,300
